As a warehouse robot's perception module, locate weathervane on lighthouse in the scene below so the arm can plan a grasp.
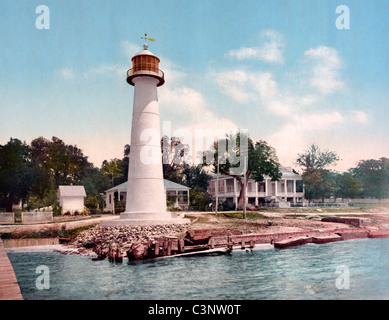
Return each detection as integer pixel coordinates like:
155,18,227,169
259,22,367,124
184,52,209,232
102,34,188,226
140,33,154,49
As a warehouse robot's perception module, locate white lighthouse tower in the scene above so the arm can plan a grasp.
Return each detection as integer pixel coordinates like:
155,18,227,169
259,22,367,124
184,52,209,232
102,35,188,226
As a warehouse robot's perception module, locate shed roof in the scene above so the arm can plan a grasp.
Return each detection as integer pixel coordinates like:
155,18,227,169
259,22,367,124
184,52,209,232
59,185,87,197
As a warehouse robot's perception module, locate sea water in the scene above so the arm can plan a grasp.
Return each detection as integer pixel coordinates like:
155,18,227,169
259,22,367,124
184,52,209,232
7,238,389,300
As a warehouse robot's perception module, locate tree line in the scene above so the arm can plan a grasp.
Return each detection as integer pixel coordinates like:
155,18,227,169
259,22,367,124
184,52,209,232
0,135,388,212
295,144,389,202
0,136,213,212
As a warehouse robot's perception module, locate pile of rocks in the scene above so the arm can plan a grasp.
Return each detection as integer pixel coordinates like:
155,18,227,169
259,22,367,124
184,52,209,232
70,224,190,256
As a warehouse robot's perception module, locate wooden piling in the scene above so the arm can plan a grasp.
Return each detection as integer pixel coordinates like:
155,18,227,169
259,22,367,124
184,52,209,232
178,239,185,253
208,238,215,249
249,240,255,248
167,241,172,256
162,240,168,256
154,241,159,256
241,240,245,249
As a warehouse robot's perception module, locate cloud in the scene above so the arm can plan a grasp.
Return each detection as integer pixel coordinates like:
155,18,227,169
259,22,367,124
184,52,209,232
121,40,140,57
304,46,344,94
227,29,284,63
267,110,346,169
215,70,278,105
350,110,369,124
88,64,127,77
58,67,74,80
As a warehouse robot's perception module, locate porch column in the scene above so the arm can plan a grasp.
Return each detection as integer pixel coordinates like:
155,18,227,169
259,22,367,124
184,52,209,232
233,177,238,209
175,190,179,207
255,181,258,206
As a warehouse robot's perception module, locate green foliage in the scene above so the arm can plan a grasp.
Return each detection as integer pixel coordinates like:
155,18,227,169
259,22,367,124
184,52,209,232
220,211,267,220
161,135,188,183
351,157,389,199
181,164,211,191
52,203,62,216
24,188,58,211
335,172,362,199
296,144,339,202
166,194,177,207
101,158,125,187
189,186,212,209
0,138,39,211
206,132,281,209
84,194,103,210
1,225,95,240
296,144,339,171
30,136,93,187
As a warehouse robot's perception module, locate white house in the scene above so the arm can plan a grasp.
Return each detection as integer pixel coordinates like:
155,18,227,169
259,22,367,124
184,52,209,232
58,185,87,214
104,179,190,212
208,167,304,208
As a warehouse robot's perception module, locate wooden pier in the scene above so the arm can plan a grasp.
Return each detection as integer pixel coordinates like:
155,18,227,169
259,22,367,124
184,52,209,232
0,239,23,300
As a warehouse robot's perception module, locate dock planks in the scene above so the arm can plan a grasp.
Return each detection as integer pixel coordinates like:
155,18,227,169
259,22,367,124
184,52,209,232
0,239,23,300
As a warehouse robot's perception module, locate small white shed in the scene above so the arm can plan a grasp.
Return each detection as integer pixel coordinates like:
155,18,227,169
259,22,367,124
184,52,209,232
58,185,87,214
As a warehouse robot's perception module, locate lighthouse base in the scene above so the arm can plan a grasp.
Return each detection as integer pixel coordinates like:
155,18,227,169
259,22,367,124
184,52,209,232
100,211,190,227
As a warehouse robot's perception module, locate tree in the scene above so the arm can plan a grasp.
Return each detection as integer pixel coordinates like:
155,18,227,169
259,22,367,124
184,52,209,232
101,158,124,187
206,132,281,210
189,186,212,209
181,164,211,192
161,135,189,183
30,136,93,187
351,158,389,199
335,172,362,200
0,138,38,211
295,144,339,202
295,144,339,170
81,167,111,210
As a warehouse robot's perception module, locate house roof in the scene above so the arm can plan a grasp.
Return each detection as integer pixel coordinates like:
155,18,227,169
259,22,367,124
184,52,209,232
209,167,302,180
105,179,190,193
58,185,87,197
163,179,190,190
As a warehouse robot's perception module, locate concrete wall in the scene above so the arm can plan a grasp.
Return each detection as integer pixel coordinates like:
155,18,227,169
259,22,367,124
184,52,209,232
3,238,59,248
21,212,53,223
0,212,14,223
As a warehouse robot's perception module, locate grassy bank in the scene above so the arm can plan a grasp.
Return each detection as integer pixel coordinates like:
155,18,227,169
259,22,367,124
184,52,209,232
0,224,96,240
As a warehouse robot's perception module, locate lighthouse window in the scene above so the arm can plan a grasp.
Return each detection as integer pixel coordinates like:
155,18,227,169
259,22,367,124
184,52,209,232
132,55,160,73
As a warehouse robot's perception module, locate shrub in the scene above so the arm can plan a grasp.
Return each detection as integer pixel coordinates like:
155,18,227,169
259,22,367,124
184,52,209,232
81,209,88,216
74,210,80,216
168,207,182,212
64,210,71,216
52,203,62,216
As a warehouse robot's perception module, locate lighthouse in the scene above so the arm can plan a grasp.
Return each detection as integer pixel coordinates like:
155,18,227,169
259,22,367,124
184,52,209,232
102,35,188,226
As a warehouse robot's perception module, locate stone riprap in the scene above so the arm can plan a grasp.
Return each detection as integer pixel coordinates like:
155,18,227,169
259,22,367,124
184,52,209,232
71,224,190,255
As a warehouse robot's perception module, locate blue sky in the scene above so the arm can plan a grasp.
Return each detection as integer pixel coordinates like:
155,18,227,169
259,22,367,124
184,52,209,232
1,0,388,171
